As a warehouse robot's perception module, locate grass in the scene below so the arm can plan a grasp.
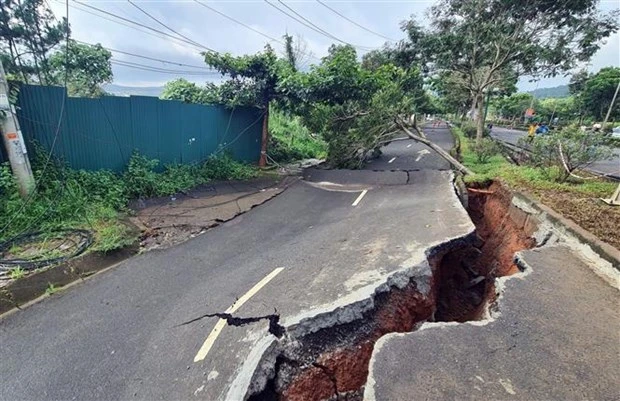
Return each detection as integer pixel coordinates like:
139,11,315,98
269,109,327,163
452,126,620,248
0,150,259,256
9,267,26,280
45,283,60,295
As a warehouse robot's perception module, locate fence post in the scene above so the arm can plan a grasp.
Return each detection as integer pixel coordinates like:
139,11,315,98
0,61,34,198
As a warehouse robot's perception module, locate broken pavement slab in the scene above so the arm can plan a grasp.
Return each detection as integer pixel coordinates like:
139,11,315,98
182,170,475,401
366,245,620,401
131,177,298,250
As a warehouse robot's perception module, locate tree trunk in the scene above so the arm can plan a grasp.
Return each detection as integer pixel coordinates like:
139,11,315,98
475,92,485,145
398,122,473,176
258,104,270,167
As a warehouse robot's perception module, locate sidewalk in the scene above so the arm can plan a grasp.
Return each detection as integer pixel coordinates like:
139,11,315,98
366,245,620,401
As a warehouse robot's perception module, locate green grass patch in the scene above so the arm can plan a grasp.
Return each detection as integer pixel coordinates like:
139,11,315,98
269,109,327,162
452,126,617,197
0,150,259,253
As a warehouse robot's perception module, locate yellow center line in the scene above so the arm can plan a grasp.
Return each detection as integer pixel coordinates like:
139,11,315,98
193,267,285,362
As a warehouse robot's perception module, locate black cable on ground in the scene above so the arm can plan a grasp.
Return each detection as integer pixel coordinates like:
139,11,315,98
0,229,93,271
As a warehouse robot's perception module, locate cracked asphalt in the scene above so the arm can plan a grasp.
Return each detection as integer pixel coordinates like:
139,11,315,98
0,125,470,401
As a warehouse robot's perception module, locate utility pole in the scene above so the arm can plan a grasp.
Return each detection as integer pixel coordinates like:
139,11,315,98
0,61,34,198
602,79,620,126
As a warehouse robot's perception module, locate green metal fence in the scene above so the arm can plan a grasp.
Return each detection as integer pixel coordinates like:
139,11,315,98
15,85,264,172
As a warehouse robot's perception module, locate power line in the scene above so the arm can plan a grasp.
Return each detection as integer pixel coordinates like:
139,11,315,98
315,0,397,42
193,0,320,62
74,41,209,69
65,1,203,52
264,0,373,51
1,0,71,236
111,59,221,75
71,1,215,52
193,0,283,45
127,0,211,51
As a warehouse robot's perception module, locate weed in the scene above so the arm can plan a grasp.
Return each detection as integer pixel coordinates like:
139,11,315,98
1,148,258,252
9,267,26,280
472,138,501,163
269,109,327,162
45,283,60,295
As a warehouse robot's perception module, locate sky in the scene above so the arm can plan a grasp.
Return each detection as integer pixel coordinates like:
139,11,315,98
48,0,620,92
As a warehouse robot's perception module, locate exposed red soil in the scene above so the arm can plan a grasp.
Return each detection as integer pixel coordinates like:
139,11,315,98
436,181,536,322
276,180,535,401
281,283,435,401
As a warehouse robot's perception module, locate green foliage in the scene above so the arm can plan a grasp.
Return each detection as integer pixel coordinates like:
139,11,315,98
9,266,26,280
48,40,112,97
1,149,258,252
123,153,161,198
580,67,620,121
408,0,618,141
160,78,220,104
122,152,257,198
494,93,534,122
290,46,421,168
522,125,614,182
453,127,617,198
45,283,60,295
269,109,327,162
461,123,489,139
1,0,68,84
203,44,293,108
201,153,257,180
472,138,501,163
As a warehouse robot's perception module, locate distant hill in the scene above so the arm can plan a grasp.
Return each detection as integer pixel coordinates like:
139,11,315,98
528,85,569,99
103,84,164,97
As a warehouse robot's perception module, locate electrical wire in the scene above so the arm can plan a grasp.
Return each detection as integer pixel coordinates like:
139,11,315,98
65,1,203,52
75,41,209,69
264,0,374,51
127,0,212,51
110,59,220,75
72,0,216,52
193,0,282,45
315,0,397,42
0,0,70,237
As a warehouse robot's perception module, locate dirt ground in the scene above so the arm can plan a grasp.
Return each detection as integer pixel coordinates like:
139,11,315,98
130,176,298,250
513,186,620,250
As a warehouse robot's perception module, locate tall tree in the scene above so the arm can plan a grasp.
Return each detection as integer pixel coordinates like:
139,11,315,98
12,0,68,84
411,0,618,143
581,67,620,121
48,40,112,97
203,45,294,166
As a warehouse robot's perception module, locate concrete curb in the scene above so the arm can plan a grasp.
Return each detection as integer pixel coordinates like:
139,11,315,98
511,188,620,269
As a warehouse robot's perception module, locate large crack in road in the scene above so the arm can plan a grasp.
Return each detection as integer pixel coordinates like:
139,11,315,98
193,177,538,401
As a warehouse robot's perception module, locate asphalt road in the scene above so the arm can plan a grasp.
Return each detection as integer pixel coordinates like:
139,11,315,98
0,128,470,400
490,126,620,179
365,126,453,171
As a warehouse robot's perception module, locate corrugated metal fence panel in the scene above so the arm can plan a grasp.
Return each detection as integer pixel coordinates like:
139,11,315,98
15,85,263,172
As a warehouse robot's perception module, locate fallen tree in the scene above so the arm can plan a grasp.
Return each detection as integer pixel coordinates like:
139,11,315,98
396,116,473,175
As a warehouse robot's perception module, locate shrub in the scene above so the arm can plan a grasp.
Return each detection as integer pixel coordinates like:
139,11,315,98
123,152,160,198
462,122,490,139
472,138,501,163
269,110,327,163
201,153,257,180
526,125,614,182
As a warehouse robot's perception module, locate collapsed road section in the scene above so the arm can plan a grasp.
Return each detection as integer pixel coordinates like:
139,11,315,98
229,179,540,401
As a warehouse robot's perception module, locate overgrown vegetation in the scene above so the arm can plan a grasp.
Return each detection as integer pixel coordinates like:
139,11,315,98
518,126,614,182
268,109,327,163
452,126,620,248
0,151,258,252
